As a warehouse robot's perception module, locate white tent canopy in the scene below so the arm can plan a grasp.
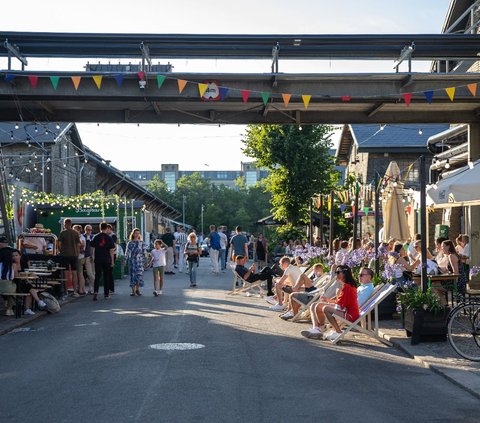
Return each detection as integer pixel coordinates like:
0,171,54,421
427,160,480,208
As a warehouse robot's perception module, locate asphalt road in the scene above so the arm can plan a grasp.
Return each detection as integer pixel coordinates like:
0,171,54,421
0,258,478,423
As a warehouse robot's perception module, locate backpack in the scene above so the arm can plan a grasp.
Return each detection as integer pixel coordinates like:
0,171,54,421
210,232,221,250
39,292,61,313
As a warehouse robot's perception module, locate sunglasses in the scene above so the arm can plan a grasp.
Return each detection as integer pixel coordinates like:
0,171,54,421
359,273,368,277
335,270,343,274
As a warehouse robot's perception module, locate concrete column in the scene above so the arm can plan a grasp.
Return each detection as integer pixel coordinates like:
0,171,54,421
468,124,480,280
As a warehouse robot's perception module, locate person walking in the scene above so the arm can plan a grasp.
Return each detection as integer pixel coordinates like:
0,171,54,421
150,239,167,296
218,226,228,272
73,224,86,296
89,222,116,301
256,233,268,271
83,225,95,294
184,232,201,287
209,225,221,275
176,226,188,273
161,227,175,275
125,228,148,296
230,226,248,261
58,218,81,299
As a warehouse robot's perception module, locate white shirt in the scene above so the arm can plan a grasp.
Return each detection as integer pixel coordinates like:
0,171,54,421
218,231,227,249
335,248,349,265
23,236,46,254
150,248,166,267
283,265,303,285
462,243,470,259
78,234,86,259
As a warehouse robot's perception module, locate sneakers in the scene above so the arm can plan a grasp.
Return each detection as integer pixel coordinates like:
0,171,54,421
25,309,35,316
325,331,343,343
265,296,276,305
158,290,163,295
5,309,14,316
37,300,47,309
153,291,159,297
72,292,80,298
301,327,326,340
280,310,294,320
269,303,285,311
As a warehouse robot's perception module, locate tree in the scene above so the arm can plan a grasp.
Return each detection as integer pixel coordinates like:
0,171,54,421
242,124,339,225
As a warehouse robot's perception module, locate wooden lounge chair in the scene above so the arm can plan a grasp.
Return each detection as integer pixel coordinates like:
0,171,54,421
230,269,266,296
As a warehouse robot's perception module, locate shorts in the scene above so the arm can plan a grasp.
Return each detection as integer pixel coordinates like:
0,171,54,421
305,286,317,293
77,257,86,274
294,292,316,305
152,266,165,278
60,256,77,271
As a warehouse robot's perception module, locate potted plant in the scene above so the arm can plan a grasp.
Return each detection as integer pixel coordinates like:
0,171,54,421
399,287,449,345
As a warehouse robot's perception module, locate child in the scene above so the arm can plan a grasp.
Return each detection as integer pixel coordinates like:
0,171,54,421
149,239,167,296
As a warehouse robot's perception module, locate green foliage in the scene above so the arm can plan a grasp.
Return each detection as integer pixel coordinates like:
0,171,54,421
399,287,445,314
242,124,339,225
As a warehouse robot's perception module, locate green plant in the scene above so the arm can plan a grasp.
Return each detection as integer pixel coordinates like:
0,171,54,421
371,273,389,287
399,287,445,314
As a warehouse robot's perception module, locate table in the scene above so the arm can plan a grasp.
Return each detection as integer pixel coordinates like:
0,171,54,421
413,273,459,307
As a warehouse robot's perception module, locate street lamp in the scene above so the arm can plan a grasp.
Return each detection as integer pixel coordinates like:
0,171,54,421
182,195,186,228
201,204,204,236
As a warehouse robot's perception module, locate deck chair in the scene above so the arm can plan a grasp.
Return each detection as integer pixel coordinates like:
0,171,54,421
290,275,337,323
230,269,266,296
329,283,397,346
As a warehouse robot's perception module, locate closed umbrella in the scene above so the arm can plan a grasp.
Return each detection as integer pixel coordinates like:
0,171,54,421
382,161,410,241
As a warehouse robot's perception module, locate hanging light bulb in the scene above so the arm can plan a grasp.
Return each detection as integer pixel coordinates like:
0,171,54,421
14,123,19,130
445,159,450,169
468,161,474,169
380,124,386,131
45,128,49,135
34,126,38,133
10,132,13,141
418,128,423,135
64,144,68,149
56,123,60,130
63,163,67,168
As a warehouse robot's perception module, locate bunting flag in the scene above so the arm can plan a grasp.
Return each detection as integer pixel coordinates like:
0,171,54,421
177,79,187,94
92,75,103,90
424,90,434,104
467,83,477,97
261,91,270,106
137,71,145,81
282,93,291,107
406,205,412,215
4,74,16,82
402,92,413,107
219,87,229,100
352,205,356,215
327,195,332,211
340,204,346,213
241,90,250,103
28,76,39,89
198,83,208,97
49,76,60,90
156,74,166,89
363,207,370,215
114,74,124,87
71,76,81,91
445,87,456,102
341,96,352,102
302,94,311,109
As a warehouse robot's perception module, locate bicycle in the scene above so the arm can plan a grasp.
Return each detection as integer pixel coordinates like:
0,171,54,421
447,301,480,362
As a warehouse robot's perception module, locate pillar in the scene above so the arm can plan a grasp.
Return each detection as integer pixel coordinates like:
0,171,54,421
468,124,480,284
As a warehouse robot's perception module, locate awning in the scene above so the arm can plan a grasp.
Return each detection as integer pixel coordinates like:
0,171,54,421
58,217,116,224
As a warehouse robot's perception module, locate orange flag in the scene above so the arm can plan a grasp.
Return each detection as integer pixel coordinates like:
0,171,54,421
282,93,291,107
467,83,477,97
178,80,187,94
445,87,455,101
71,76,82,91
302,95,311,109
92,75,103,90
198,83,208,97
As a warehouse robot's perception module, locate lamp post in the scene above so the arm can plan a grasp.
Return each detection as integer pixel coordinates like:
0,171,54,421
182,195,186,228
201,204,204,236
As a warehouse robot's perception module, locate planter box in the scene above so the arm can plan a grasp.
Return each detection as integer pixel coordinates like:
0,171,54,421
403,307,449,345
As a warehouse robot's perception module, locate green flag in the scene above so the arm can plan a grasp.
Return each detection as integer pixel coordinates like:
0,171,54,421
157,75,166,89
49,76,60,90
261,92,270,106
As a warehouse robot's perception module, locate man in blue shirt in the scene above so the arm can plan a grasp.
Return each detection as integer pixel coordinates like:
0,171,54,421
230,226,248,261
209,225,221,275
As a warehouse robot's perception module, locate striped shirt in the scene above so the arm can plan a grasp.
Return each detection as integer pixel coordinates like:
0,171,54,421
175,232,188,246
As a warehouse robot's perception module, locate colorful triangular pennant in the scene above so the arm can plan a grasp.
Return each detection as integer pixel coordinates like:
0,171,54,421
467,83,477,97
219,87,229,100
92,75,103,90
28,76,39,89
363,207,370,215
4,74,16,82
402,92,413,107
341,96,352,102
241,90,250,103
424,90,434,104
282,93,291,107
137,71,145,81
49,76,60,90
340,204,346,213
302,94,311,109
261,92,270,106
114,74,124,87
178,79,187,94
198,83,208,97
156,74,166,89
445,87,455,102
71,76,81,91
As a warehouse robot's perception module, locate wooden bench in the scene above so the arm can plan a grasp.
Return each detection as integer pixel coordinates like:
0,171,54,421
0,292,30,318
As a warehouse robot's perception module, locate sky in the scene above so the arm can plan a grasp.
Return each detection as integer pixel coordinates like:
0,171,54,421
1,0,451,170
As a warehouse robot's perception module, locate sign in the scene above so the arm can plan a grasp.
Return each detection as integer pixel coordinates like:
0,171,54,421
202,81,221,101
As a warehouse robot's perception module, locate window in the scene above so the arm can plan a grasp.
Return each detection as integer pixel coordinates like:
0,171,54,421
164,171,176,191
245,171,257,187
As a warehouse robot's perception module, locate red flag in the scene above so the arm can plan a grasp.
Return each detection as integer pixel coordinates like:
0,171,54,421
28,76,39,89
402,93,413,106
341,96,352,102
137,72,145,80
241,90,250,103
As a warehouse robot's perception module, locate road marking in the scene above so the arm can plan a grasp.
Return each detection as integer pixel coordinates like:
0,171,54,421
10,327,44,333
74,322,99,327
149,343,205,351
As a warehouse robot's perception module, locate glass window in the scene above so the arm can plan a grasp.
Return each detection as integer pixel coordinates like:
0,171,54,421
164,171,176,191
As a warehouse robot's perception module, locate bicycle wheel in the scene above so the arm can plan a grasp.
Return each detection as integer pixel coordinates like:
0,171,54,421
447,302,480,362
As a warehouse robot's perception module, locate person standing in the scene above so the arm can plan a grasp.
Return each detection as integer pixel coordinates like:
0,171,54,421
184,232,201,287
125,228,148,296
230,226,248,261
218,226,228,272
150,239,167,296
256,233,268,271
89,222,115,301
73,224,86,296
162,227,175,275
58,218,81,299
83,225,95,294
176,226,188,273
209,225,221,275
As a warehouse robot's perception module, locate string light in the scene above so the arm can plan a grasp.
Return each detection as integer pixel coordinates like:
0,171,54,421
55,123,60,130
380,124,386,131
418,128,423,135
445,159,450,169
14,123,19,130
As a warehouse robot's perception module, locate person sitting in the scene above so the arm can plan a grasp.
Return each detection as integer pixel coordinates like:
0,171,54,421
234,255,275,297
335,240,349,265
389,242,420,283
434,240,467,300
1,249,46,316
300,265,360,342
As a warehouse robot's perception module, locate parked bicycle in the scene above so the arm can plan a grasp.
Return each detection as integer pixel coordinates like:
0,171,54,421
447,301,480,362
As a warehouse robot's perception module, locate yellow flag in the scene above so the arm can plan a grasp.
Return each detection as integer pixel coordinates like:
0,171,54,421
71,76,81,91
92,75,103,90
467,83,477,97
282,93,291,107
445,87,455,102
198,83,208,97
178,79,188,94
302,94,311,109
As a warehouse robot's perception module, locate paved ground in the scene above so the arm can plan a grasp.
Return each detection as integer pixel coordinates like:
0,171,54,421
0,258,479,423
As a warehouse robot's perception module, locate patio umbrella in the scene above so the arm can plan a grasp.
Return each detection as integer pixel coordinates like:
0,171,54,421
381,161,410,241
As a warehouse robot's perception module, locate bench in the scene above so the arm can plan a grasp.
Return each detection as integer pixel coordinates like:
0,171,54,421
0,292,30,318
